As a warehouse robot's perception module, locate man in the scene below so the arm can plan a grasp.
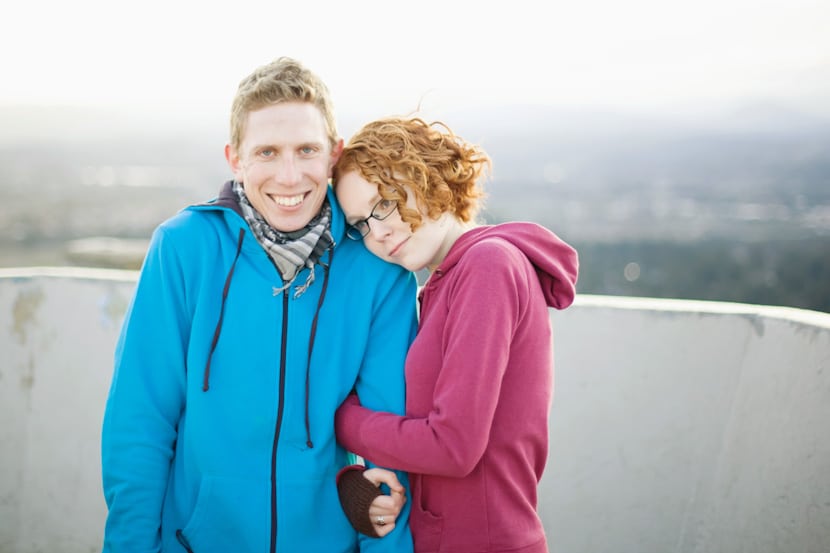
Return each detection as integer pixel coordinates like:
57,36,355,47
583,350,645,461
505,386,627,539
101,57,416,552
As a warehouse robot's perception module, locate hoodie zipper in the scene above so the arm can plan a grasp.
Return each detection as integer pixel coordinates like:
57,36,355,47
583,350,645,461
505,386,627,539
270,290,289,553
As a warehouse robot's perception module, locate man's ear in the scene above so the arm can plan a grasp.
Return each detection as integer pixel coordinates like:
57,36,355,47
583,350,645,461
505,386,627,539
328,138,345,176
225,143,243,178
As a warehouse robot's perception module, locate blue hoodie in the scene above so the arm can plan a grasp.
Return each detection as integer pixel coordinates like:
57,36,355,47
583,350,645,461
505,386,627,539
101,181,417,552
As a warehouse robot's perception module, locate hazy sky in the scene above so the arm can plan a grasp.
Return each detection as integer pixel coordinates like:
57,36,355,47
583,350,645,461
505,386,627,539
3,0,829,131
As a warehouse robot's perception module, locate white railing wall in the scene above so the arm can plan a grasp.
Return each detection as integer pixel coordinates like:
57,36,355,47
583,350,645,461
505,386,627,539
541,295,830,553
1,268,829,553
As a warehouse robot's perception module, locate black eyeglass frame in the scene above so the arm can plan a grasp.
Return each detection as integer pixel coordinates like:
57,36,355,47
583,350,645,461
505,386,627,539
345,198,397,240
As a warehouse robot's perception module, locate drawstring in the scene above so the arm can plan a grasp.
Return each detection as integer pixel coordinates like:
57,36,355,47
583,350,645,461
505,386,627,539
200,226,331,449
203,227,246,392
303,248,333,449
176,529,194,553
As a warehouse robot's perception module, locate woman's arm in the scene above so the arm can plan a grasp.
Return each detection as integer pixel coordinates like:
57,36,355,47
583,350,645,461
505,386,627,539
336,243,525,477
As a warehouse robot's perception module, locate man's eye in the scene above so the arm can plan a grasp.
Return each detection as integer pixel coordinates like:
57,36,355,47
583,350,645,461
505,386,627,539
301,146,315,155
260,149,274,158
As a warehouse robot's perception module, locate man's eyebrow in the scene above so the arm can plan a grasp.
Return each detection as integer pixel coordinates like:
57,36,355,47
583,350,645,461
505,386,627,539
250,143,277,153
299,139,326,149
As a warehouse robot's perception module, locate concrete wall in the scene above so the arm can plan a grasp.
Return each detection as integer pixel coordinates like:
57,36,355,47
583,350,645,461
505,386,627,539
541,296,830,553
1,268,829,552
1,268,136,553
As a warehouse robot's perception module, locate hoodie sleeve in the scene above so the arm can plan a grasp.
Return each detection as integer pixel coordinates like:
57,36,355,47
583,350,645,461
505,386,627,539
101,224,190,552
336,237,555,477
351,266,418,552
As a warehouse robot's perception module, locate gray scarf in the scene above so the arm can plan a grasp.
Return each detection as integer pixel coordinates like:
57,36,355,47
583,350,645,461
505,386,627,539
233,180,334,299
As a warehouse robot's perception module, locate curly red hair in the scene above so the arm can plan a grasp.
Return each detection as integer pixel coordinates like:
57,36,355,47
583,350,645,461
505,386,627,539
333,117,491,232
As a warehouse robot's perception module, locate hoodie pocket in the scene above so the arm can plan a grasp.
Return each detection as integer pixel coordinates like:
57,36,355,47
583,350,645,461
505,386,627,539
173,475,269,552
411,473,444,552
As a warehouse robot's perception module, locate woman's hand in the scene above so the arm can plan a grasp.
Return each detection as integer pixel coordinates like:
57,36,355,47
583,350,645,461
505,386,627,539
363,468,407,537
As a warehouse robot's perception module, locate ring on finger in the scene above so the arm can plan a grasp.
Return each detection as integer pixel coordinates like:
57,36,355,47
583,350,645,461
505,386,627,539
376,515,386,526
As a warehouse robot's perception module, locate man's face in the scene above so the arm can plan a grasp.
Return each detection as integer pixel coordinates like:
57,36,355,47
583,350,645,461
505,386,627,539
226,102,343,232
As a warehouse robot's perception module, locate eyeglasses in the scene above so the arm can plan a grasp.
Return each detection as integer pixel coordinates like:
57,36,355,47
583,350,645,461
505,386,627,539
345,198,397,240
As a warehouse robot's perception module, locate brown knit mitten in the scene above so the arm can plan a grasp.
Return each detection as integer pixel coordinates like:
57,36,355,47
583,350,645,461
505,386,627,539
336,465,382,537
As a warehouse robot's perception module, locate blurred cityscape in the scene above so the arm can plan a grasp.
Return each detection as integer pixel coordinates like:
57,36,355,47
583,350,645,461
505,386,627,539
1,103,828,312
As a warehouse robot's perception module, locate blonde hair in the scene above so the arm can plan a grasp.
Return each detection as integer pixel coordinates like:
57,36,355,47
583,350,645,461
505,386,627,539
334,117,490,231
229,57,338,150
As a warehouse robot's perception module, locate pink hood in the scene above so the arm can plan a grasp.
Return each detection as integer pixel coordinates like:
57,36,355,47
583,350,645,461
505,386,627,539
438,222,579,310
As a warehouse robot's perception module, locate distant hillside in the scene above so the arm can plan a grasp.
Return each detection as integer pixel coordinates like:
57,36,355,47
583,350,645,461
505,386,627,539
2,102,828,241
1,103,828,311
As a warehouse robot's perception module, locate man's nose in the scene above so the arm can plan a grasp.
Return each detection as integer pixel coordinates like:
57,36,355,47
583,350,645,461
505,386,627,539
273,156,302,186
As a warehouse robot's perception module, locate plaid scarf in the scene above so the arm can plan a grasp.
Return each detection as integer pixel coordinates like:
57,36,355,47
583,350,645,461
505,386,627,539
233,180,334,299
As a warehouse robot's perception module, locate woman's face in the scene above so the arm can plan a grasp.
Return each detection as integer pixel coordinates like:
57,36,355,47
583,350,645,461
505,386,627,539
336,170,457,272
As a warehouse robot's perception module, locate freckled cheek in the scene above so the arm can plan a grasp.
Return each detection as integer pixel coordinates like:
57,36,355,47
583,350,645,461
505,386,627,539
365,241,386,259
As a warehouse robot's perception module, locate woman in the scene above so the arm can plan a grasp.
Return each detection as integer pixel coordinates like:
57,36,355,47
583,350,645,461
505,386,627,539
332,117,579,553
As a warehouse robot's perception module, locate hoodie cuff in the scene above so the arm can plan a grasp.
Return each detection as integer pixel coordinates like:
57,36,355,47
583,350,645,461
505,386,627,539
336,465,382,538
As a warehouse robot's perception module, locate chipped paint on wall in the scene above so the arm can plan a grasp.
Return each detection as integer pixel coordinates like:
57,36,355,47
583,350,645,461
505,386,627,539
12,285,43,345
20,355,35,391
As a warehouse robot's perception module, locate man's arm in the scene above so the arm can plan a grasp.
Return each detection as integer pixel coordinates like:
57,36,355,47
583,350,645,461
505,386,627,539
101,226,189,552
351,267,417,552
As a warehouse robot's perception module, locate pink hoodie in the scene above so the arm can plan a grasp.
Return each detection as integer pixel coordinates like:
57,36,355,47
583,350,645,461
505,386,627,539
336,222,578,553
